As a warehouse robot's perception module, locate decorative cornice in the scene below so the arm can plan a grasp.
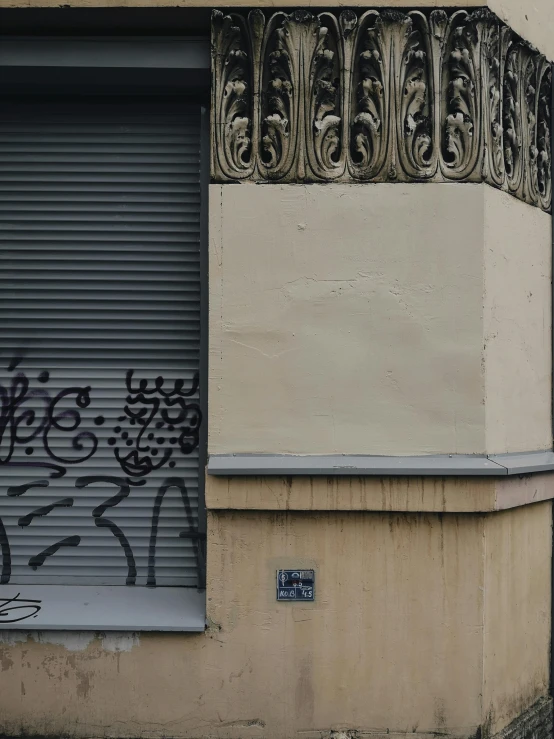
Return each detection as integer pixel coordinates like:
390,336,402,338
211,7,552,212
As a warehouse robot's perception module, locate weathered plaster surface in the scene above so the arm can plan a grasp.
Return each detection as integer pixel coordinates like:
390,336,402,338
483,189,552,454
205,472,554,513
209,182,486,456
493,474,554,511
483,503,552,734
0,510,485,738
0,507,550,739
0,630,140,652
206,474,498,512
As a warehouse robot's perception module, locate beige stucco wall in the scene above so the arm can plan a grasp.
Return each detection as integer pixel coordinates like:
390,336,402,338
0,504,550,739
482,502,552,735
488,0,554,62
210,183,551,458
483,188,552,454
210,183,486,456
0,511,486,738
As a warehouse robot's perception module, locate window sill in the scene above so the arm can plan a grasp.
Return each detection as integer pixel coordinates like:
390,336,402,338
0,585,206,632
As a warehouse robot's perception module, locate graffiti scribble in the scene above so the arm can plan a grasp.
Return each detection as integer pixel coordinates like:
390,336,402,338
0,592,41,623
147,477,201,588
76,475,146,585
0,362,204,588
28,535,81,570
0,516,11,584
18,498,74,528
7,480,50,497
111,371,201,478
0,360,99,478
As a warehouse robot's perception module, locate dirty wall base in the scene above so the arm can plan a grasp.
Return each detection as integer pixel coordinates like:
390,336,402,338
0,505,550,739
491,698,553,739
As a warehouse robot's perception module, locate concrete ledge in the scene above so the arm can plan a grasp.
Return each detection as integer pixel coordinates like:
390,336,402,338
489,451,554,475
208,451,554,477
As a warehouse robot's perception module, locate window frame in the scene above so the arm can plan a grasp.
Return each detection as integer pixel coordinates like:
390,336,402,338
0,35,210,631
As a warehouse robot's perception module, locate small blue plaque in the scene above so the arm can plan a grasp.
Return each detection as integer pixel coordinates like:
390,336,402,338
276,570,315,601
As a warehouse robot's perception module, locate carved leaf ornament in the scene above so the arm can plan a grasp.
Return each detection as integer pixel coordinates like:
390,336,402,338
212,8,552,212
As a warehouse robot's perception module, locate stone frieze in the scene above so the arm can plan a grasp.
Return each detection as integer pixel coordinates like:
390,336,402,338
211,8,552,212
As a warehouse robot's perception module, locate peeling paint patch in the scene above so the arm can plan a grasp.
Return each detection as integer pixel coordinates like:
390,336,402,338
0,630,140,652
34,632,95,651
0,631,94,651
0,631,28,645
101,632,140,652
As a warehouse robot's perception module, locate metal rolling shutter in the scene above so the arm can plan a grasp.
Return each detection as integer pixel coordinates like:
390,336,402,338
0,98,203,588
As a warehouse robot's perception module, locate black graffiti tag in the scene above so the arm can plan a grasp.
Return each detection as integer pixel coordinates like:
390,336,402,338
75,476,146,586
110,371,201,478
0,475,204,587
0,592,42,623
0,358,99,478
0,363,204,588
147,477,203,587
